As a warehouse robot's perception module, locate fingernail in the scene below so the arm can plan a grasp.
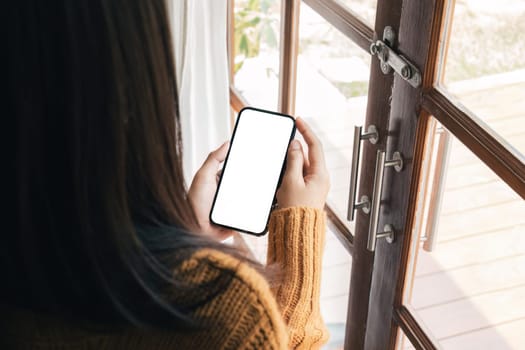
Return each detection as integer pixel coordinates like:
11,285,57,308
290,140,300,150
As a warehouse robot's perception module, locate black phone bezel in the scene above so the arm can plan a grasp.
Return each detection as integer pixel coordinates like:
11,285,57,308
209,106,296,236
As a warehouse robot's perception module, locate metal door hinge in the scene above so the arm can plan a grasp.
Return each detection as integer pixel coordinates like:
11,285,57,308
370,26,422,88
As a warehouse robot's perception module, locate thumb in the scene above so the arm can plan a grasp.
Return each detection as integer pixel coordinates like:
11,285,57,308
284,140,305,182
199,141,230,177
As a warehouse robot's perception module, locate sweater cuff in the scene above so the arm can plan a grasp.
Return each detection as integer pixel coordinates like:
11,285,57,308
267,206,326,270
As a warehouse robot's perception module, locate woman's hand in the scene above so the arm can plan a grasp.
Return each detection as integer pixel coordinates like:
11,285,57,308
276,117,330,209
188,141,235,241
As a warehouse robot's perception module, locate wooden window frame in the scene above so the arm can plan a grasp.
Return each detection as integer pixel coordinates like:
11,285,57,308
227,1,525,349
363,0,524,348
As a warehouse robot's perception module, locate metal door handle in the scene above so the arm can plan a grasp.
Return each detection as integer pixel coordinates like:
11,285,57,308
367,150,404,251
347,125,378,221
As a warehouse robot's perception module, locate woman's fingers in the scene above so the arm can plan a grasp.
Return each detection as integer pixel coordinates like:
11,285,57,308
296,117,326,172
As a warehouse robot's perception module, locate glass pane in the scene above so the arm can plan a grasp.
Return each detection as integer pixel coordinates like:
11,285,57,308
320,226,352,350
296,3,371,228
440,0,525,156
337,0,377,25
233,0,281,110
401,117,525,349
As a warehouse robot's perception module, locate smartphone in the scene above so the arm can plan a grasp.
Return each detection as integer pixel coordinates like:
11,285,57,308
210,107,296,236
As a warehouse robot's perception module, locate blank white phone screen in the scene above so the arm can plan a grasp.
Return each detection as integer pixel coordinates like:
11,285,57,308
211,108,295,234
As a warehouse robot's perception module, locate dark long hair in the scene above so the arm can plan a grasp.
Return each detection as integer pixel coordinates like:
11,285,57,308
4,0,237,329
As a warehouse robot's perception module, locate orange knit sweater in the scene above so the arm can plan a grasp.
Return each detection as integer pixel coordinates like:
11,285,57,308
1,207,329,349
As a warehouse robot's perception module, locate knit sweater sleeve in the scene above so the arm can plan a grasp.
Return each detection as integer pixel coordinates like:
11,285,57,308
181,249,290,350
266,207,329,349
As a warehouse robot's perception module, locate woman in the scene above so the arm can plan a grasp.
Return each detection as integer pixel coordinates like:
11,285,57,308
2,1,330,349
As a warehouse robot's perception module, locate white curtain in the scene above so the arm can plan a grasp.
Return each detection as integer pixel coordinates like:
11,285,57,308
169,0,231,183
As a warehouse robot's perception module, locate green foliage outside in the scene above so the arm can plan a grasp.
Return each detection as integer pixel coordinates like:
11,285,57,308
234,0,279,73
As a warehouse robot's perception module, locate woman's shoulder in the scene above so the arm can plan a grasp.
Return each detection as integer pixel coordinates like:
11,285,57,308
175,248,278,313
173,248,288,349
178,248,267,289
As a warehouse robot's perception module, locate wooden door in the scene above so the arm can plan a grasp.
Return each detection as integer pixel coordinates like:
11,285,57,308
346,0,525,349
227,0,525,348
